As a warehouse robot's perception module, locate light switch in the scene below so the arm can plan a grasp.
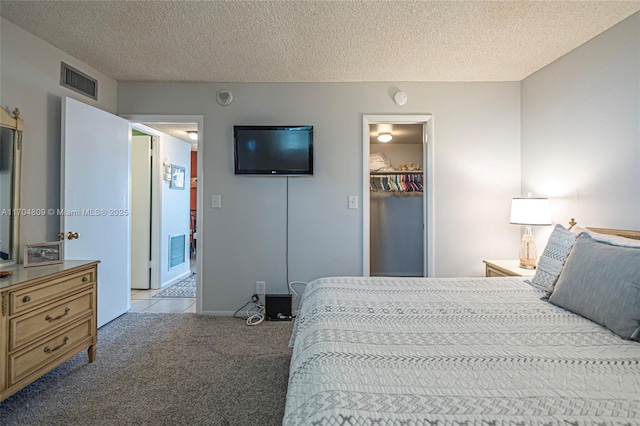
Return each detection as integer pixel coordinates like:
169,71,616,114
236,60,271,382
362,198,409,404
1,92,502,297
211,194,221,208
348,195,358,209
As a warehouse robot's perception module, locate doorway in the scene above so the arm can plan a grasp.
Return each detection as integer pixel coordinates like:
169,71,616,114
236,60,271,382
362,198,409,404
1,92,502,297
125,115,203,314
362,115,434,277
60,98,203,321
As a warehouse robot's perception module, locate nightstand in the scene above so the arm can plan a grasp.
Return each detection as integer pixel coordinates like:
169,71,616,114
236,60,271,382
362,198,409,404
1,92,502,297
483,260,537,278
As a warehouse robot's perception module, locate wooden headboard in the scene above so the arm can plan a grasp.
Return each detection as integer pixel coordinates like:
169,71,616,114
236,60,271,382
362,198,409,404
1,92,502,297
568,218,640,240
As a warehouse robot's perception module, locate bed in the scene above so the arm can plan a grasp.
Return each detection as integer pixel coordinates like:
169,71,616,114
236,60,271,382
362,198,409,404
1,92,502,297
283,224,640,425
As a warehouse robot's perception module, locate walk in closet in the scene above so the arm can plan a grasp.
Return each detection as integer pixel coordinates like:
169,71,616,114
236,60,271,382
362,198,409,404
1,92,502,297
369,123,425,276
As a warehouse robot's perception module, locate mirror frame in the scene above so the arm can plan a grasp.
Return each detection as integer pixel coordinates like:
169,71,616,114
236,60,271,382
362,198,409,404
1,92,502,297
0,107,23,266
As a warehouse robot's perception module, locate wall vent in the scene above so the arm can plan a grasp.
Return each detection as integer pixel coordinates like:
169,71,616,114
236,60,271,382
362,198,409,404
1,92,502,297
169,234,186,270
60,62,98,100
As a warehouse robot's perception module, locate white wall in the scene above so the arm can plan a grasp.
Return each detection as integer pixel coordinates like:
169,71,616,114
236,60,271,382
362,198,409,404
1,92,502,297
521,12,640,244
159,133,192,286
118,82,521,313
0,18,118,248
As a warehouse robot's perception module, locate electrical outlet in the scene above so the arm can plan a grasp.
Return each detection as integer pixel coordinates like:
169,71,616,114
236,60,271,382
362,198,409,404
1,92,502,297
255,281,266,295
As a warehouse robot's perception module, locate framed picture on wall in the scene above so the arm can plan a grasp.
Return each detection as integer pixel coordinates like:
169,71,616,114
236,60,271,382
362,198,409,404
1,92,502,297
24,241,64,267
170,165,185,190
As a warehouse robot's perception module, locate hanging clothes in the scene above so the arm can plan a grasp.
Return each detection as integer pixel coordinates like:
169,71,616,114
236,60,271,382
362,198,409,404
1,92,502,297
370,173,423,193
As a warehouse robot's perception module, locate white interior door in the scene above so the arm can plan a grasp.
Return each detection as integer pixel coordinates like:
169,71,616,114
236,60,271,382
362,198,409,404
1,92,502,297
61,96,131,327
131,134,152,290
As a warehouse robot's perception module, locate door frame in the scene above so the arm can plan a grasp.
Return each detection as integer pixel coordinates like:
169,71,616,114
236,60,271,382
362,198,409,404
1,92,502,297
123,114,204,314
362,114,434,277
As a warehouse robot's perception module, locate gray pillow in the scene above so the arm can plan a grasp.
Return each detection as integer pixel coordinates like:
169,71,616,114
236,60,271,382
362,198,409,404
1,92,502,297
549,234,640,341
532,224,577,293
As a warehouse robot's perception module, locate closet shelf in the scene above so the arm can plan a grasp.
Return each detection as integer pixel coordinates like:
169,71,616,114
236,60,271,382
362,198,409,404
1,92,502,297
371,191,423,197
370,170,423,175
370,173,424,193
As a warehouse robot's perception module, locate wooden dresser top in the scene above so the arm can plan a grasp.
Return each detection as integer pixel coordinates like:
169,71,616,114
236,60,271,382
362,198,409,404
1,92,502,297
0,260,99,290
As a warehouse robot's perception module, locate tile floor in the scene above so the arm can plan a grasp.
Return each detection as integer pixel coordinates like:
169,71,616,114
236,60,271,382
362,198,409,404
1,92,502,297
130,257,196,313
130,288,196,313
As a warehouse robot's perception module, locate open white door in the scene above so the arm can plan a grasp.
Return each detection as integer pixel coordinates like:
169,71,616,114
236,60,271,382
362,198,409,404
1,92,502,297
61,97,131,327
131,134,152,290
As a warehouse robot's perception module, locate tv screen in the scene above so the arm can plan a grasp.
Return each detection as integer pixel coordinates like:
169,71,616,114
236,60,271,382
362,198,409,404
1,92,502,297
234,125,313,175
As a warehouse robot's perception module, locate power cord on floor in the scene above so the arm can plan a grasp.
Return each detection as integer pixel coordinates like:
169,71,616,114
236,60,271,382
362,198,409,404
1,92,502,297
233,294,265,326
288,281,308,318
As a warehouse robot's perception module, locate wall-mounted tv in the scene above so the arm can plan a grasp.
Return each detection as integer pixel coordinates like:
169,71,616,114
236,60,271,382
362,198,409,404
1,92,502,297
234,125,313,176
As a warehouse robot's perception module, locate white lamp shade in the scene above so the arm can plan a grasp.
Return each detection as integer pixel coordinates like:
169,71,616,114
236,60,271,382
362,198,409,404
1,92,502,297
510,198,551,225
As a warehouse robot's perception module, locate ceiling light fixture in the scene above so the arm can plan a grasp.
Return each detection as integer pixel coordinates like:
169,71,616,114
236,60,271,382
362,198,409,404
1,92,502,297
377,132,393,143
186,131,198,141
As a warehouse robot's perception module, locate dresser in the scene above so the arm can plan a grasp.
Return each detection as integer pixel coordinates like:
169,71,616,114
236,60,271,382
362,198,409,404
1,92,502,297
0,260,99,401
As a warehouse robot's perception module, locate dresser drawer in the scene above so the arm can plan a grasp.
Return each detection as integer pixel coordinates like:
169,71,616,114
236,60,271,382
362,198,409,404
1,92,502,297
9,269,94,315
9,290,95,351
486,267,509,277
8,318,94,386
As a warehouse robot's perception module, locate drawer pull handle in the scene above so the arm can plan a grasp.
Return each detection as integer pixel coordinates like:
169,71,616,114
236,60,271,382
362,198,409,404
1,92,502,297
44,336,69,354
45,307,70,322
82,276,89,282
22,295,31,303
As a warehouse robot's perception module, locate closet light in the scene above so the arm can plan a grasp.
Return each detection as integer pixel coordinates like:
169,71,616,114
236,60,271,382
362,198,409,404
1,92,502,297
186,131,198,141
377,132,393,143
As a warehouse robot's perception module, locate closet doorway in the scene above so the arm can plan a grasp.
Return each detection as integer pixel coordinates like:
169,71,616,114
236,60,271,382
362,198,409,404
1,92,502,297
362,115,434,277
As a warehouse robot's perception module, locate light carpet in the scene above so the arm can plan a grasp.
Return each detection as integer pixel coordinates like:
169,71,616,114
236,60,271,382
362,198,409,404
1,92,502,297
153,274,196,298
0,312,294,426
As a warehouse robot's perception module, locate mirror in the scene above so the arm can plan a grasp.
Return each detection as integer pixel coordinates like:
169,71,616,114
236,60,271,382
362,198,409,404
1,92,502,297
0,107,23,265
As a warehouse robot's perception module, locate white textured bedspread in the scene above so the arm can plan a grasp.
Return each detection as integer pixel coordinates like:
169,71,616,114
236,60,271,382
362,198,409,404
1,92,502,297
284,276,640,426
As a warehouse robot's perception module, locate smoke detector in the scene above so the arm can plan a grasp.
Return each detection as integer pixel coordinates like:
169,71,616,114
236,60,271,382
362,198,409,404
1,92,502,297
216,90,233,106
393,91,407,106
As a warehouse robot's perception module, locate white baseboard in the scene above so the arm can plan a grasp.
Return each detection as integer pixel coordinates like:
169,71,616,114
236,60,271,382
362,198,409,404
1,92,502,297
160,271,192,289
200,310,235,316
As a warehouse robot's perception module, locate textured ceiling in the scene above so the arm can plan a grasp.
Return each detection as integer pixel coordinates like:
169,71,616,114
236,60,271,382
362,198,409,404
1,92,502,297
2,1,639,83
141,122,199,149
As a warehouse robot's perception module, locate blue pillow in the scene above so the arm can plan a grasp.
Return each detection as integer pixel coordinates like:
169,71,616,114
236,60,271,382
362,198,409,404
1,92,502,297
549,234,640,341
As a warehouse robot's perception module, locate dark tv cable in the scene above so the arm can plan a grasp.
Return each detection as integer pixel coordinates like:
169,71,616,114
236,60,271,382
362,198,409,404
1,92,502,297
286,176,289,287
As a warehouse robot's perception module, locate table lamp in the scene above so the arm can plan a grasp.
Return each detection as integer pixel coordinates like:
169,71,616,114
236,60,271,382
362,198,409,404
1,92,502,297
510,194,551,269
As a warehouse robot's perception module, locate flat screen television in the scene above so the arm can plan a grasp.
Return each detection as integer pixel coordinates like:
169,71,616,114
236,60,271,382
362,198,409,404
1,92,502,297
234,125,313,176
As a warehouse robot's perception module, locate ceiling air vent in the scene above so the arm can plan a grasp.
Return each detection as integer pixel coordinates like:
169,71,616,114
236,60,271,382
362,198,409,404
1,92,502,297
60,62,98,100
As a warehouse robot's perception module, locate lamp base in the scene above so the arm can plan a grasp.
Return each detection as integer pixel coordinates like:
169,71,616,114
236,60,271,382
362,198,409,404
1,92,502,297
518,226,538,270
